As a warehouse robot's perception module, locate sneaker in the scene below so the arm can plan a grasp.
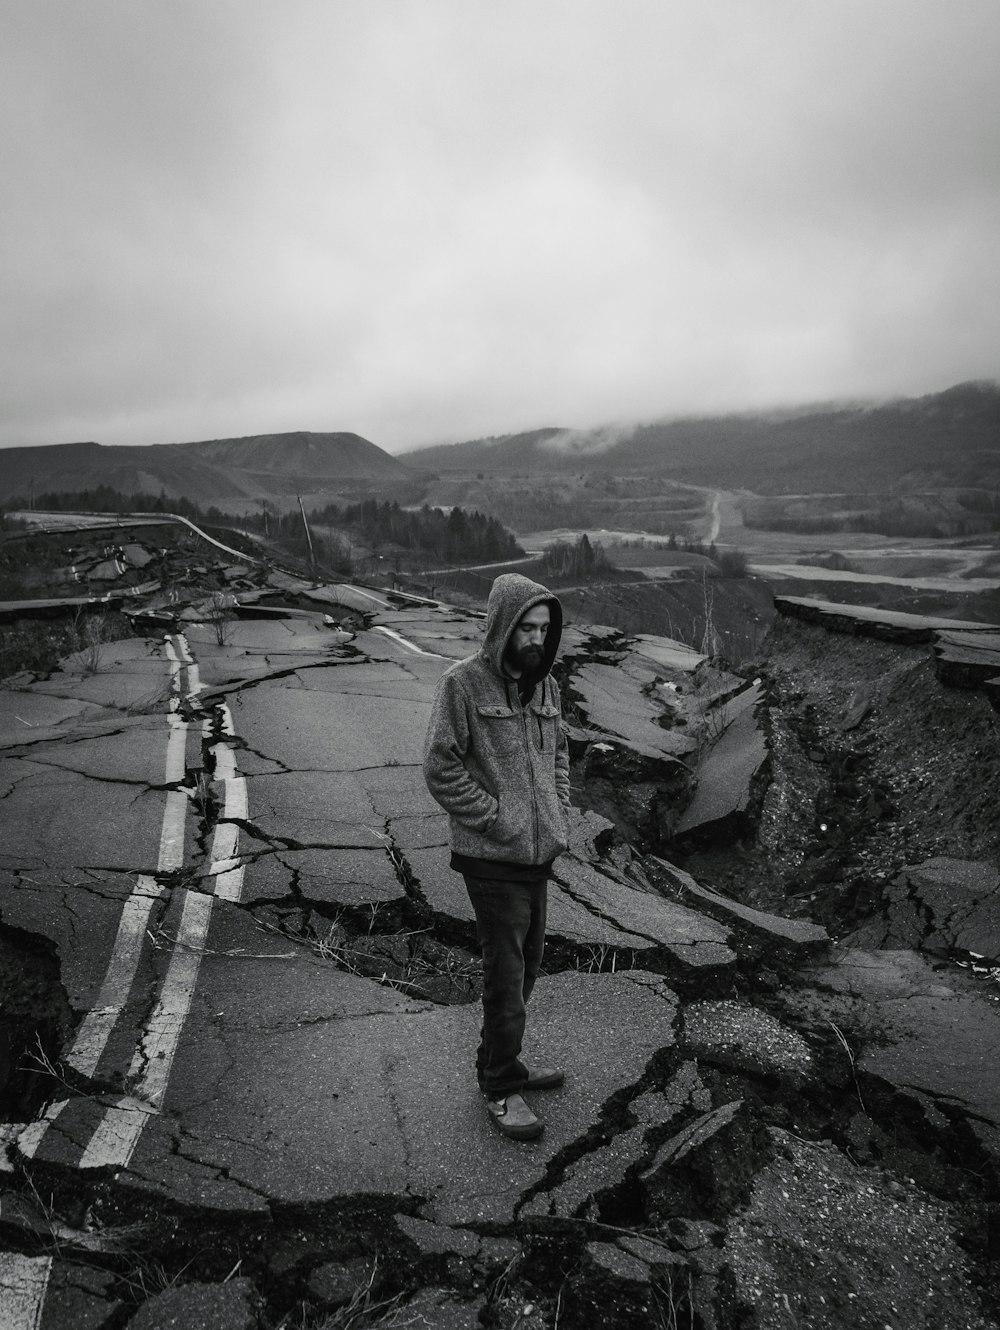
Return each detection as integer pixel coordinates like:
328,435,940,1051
522,1065,565,1090
485,1092,543,1141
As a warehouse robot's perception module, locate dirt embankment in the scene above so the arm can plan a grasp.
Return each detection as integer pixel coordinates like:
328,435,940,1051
679,615,1000,937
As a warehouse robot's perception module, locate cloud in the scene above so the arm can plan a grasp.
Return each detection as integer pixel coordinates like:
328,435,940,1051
2,0,999,453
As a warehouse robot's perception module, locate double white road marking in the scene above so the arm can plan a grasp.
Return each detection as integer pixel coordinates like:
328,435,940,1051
14,632,248,1170
6,633,250,1325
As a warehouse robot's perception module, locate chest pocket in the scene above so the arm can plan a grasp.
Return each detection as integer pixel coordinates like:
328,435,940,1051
530,703,560,752
474,703,522,770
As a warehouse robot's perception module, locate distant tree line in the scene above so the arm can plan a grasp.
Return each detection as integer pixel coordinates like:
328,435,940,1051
540,533,612,581
302,499,522,564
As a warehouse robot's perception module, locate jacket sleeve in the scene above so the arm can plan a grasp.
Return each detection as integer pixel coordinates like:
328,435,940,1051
423,670,498,832
551,679,572,811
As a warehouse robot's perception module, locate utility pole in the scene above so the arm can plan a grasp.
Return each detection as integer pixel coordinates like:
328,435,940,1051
297,494,318,580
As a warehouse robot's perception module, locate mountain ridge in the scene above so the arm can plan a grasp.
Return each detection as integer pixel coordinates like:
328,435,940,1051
404,380,1000,492
0,430,413,509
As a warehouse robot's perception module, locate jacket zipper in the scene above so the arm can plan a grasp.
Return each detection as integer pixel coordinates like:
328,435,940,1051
518,688,539,862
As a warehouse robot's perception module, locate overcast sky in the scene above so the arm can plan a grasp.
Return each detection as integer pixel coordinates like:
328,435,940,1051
3,1,998,454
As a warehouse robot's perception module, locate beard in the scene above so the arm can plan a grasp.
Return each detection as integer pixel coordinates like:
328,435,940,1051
507,643,544,677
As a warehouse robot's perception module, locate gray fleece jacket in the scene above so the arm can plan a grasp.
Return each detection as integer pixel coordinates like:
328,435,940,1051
422,573,571,867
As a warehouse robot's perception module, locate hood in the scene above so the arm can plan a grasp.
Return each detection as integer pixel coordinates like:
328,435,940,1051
482,573,563,679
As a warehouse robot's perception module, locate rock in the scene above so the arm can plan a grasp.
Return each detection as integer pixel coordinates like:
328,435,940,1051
124,1279,257,1330
306,1257,375,1308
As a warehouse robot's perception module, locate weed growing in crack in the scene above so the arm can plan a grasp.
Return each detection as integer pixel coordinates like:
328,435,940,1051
568,942,633,974
278,1258,419,1329
652,1268,696,1329
205,591,237,647
118,1255,196,1306
254,914,479,1002
77,611,109,674
119,685,174,716
187,769,217,825
19,1031,73,1095
828,1020,869,1117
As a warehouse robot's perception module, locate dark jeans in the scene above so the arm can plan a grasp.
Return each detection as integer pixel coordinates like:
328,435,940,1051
463,874,547,1100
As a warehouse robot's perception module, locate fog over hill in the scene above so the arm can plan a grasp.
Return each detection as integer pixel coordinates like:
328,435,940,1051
3,383,998,513
404,381,1000,493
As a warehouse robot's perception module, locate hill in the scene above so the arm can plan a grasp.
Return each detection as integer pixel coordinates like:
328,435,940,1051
0,431,415,510
406,381,1000,493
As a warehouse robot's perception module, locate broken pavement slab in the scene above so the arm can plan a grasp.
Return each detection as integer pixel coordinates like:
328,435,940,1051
564,658,699,762
648,857,829,957
681,999,813,1078
112,968,678,1228
0,1256,120,1330
123,1278,258,1330
775,594,1000,644
933,627,1000,691
549,854,736,971
630,632,707,673
845,855,1000,960
674,681,767,842
798,946,1000,1136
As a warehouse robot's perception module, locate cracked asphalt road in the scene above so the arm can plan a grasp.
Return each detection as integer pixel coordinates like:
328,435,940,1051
2,586,999,1329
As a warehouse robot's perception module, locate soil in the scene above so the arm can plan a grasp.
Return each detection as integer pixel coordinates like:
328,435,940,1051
679,614,1000,939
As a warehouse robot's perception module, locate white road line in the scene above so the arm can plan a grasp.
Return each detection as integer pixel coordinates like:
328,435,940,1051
78,672,249,1166
63,876,165,1079
205,706,247,902
372,625,449,659
6,631,206,1325
0,1253,53,1330
19,635,191,1151
158,714,190,872
79,888,214,1169
343,584,391,607
15,1099,69,1161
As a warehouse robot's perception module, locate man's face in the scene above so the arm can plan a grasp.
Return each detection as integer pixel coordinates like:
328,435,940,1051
506,603,550,676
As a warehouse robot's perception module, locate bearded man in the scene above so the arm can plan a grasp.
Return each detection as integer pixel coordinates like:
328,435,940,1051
423,573,571,1140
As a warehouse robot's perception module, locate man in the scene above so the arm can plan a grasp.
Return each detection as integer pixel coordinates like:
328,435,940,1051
423,573,571,1140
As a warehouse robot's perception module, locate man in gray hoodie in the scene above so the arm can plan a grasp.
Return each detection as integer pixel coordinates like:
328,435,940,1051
423,573,571,1140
